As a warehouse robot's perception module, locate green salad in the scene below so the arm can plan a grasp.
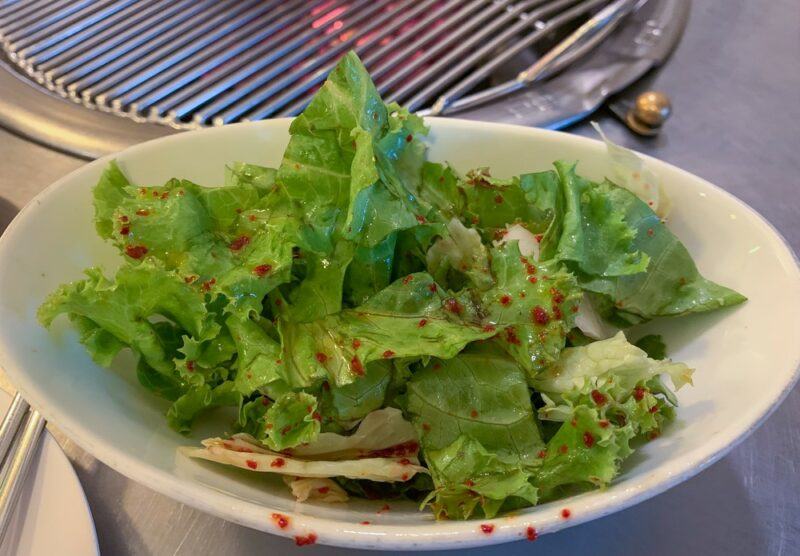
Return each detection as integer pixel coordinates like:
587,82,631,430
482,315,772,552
38,52,745,519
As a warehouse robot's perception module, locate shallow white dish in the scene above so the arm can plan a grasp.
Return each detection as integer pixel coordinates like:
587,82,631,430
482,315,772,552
0,119,797,550
0,390,98,556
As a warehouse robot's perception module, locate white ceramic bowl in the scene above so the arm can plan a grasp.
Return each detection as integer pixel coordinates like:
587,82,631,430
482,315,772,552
0,120,798,550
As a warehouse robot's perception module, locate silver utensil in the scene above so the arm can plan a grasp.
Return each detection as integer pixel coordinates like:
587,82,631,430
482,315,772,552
0,392,45,540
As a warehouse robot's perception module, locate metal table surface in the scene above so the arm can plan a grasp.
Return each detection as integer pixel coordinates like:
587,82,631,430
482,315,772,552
0,1,798,554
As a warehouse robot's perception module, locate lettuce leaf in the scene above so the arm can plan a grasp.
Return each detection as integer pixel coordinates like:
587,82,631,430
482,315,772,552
407,351,544,465
421,435,538,520
279,272,493,387
481,242,581,378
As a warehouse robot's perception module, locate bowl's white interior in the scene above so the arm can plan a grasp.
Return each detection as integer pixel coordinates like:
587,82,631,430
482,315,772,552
0,119,797,550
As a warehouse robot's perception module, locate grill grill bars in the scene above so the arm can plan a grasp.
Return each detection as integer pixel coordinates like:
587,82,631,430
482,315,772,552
0,0,618,128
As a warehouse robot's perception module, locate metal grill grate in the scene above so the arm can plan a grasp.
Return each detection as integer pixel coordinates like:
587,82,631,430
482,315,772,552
0,0,623,129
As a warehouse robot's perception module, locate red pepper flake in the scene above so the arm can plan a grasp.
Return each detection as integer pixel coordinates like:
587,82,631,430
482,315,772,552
245,214,255,222
317,486,330,494
471,215,480,225
422,423,431,431
648,430,661,440
294,533,317,546
532,306,550,325
505,327,521,345
262,397,271,406
160,191,169,200
125,245,148,259
550,288,565,304
591,390,607,406
415,214,427,224
360,521,371,525
528,276,538,284
526,526,538,541
398,458,411,465
534,234,543,243
274,298,282,306
378,504,391,514
583,431,595,448
152,190,159,198
253,264,272,277
315,352,328,363
558,444,569,455
493,194,504,204
229,235,250,251
280,425,292,435
405,133,413,142
647,228,655,237
271,513,290,529
444,298,463,314
561,508,571,519
402,274,414,285
351,338,361,350
428,282,438,293
633,386,646,401
570,418,577,427
186,360,195,372
482,324,496,333
499,294,512,306
470,408,479,418
432,362,442,370
401,473,409,481
571,305,579,313
537,449,547,459
271,458,286,468
552,305,563,320
599,419,610,428
201,278,216,292
464,479,475,487
177,190,185,196
418,318,428,328
184,275,197,284
365,441,419,458
245,459,258,470
649,405,660,414
312,411,322,422
119,215,129,223
119,225,130,236
382,350,395,358
481,524,495,534
275,359,283,365
138,187,148,196
350,356,364,376
526,263,537,275
136,209,149,216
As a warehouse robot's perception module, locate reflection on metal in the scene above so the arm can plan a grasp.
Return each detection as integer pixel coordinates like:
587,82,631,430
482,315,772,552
0,0,688,158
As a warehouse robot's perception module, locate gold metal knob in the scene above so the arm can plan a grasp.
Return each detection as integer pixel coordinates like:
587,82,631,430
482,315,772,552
625,91,672,136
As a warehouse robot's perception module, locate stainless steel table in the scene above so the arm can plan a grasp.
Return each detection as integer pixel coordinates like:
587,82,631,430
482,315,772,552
1,1,798,554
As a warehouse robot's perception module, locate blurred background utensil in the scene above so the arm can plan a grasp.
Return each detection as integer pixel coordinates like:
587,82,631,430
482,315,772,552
0,393,45,541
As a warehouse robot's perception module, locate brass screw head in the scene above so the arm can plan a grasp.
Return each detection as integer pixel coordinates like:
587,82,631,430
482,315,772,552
625,91,672,135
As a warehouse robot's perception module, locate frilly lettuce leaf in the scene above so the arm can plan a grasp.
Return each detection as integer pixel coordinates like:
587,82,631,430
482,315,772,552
533,405,635,500
576,181,746,325
551,161,650,277
38,263,219,375
421,435,539,520
278,272,493,387
481,242,581,378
